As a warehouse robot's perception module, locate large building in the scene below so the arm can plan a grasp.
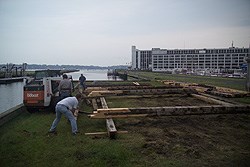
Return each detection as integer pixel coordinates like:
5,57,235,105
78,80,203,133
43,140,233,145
131,46,152,70
132,46,249,72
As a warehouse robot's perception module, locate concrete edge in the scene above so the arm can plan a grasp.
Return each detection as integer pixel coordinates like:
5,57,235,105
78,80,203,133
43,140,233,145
0,104,26,126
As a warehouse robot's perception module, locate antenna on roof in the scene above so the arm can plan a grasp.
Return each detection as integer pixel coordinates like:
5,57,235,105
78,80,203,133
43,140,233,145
231,41,234,48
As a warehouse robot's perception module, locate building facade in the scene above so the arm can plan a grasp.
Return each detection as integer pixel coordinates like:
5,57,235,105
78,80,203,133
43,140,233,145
132,46,249,72
131,46,152,70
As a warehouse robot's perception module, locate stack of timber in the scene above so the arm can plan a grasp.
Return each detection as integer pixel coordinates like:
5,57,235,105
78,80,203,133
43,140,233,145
87,88,197,98
205,87,250,98
163,80,249,98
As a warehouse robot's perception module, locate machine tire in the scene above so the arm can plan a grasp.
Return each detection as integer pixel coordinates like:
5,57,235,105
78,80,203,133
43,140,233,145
48,96,60,112
26,107,38,113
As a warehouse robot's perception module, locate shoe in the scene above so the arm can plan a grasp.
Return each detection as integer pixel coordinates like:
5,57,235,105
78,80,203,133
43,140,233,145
48,130,57,134
72,131,79,136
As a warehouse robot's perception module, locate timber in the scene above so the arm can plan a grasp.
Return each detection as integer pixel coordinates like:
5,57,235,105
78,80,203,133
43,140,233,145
85,131,128,136
100,97,108,109
97,108,130,113
88,90,123,97
100,97,118,139
89,105,250,119
87,88,197,97
91,98,98,110
106,118,117,139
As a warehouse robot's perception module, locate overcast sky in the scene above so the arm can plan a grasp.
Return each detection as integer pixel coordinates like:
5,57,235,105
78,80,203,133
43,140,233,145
0,0,250,66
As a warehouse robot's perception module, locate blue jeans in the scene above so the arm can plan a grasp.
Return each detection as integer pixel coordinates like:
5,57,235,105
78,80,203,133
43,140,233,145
49,104,78,134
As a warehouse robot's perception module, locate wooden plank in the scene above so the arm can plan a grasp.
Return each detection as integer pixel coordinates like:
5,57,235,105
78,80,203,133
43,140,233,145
89,105,250,119
100,97,108,109
89,113,148,119
97,108,130,113
100,97,118,139
133,82,140,86
106,118,117,139
88,90,123,97
85,132,107,135
91,98,98,110
85,131,128,136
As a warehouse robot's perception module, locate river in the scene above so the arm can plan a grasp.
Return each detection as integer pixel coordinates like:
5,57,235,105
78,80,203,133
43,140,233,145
0,70,119,113
66,69,121,81
0,81,24,113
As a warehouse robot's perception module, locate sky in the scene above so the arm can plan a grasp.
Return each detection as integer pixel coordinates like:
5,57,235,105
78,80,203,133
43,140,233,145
0,0,250,66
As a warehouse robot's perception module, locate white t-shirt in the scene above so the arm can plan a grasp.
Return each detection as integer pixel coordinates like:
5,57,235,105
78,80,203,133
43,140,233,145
57,97,78,110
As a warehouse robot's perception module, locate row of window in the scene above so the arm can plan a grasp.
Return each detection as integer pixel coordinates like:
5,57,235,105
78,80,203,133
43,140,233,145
153,54,246,59
152,48,249,54
153,64,242,69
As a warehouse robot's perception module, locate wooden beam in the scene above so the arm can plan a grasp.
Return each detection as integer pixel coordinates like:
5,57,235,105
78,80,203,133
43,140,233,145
89,105,250,119
100,97,118,139
91,98,98,110
89,113,148,119
100,97,108,109
85,131,128,136
133,82,140,86
106,118,117,139
88,90,124,97
97,108,130,113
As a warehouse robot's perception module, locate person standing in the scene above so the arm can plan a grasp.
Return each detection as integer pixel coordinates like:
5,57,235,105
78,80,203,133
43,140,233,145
79,74,86,93
58,74,73,100
49,94,82,135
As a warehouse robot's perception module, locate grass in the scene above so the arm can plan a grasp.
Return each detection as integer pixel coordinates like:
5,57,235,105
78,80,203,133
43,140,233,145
1,74,250,166
127,71,247,91
0,111,142,167
1,99,181,167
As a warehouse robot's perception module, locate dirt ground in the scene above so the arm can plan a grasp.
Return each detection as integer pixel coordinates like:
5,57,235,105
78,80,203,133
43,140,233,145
117,113,250,166
106,94,216,108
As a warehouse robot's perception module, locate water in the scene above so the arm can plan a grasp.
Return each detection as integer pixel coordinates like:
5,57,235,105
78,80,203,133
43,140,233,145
0,70,121,113
66,70,121,81
0,81,24,113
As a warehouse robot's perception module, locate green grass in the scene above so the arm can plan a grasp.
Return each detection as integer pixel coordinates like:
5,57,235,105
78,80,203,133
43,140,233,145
232,97,250,104
0,109,180,167
0,111,138,167
127,71,247,91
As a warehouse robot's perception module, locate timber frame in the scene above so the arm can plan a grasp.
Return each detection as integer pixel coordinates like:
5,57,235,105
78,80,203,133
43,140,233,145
83,82,250,139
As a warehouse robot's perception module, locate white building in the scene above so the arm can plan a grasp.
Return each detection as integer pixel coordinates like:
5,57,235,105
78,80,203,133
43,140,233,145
131,46,152,70
132,46,249,72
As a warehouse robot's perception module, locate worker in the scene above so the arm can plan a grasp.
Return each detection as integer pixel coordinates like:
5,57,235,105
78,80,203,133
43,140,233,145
58,74,73,100
79,74,86,93
48,94,82,135
68,75,75,92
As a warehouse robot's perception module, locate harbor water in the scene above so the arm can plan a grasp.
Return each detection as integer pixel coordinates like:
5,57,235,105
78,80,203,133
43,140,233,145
0,70,120,113
66,69,122,81
0,81,24,113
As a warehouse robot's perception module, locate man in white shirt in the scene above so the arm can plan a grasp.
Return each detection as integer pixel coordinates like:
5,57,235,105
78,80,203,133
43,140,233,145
49,94,82,135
